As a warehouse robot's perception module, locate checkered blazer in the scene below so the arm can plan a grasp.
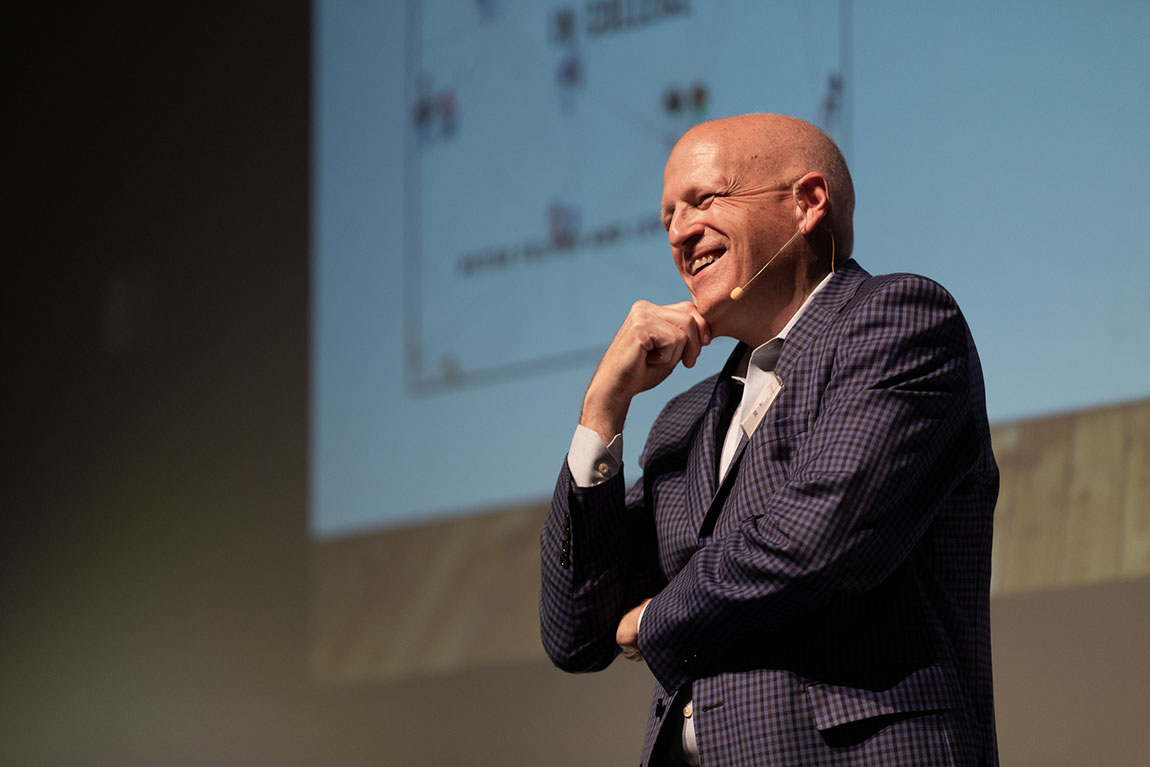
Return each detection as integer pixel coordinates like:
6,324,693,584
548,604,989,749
541,260,999,766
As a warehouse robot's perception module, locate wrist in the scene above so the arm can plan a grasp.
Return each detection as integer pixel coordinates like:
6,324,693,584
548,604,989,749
580,386,629,445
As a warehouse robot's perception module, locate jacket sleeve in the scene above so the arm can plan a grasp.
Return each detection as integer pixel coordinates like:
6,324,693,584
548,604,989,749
637,275,993,692
539,458,665,673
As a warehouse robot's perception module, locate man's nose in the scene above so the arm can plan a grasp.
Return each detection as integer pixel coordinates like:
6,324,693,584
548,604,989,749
667,204,703,247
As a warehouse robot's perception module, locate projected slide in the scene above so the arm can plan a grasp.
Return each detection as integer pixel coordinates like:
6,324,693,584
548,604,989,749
405,0,845,389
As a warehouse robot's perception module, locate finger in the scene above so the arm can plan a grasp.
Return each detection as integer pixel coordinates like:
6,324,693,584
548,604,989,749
690,307,712,346
662,311,703,369
679,318,705,368
646,332,685,367
634,303,699,351
666,303,711,357
675,303,712,348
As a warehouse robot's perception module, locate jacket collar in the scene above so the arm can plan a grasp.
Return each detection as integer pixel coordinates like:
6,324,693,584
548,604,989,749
688,259,873,535
774,258,870,382
715,258,871,384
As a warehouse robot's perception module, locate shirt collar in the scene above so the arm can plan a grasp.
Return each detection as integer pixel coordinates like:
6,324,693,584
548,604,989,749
732,271,835,382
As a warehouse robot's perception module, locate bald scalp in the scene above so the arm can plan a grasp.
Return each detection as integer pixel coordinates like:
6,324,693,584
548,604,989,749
683,114,855,258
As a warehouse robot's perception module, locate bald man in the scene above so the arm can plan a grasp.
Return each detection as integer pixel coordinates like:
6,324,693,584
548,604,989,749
540,115,999,767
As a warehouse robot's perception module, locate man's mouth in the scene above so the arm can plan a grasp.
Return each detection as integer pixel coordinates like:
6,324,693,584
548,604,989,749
688,250,722,276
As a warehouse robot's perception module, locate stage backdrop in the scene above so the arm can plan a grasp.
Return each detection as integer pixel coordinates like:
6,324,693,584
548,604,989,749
311,0,1150,682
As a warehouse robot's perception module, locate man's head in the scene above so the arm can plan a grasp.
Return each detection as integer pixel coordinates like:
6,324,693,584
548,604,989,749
661,113,854,344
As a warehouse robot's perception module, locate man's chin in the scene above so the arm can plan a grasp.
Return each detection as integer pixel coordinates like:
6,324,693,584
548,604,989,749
696,300,734,339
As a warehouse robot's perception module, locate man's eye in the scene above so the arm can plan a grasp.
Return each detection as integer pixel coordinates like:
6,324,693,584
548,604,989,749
698,194,715,208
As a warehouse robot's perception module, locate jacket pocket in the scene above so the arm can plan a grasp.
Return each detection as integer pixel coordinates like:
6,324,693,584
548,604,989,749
758,410,810,444
804,663,959,731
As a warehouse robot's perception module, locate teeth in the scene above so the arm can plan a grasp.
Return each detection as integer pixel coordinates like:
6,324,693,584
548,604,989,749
689,254,715,275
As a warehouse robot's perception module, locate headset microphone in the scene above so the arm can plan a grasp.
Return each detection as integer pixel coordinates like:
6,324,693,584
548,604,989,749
730,224,807,301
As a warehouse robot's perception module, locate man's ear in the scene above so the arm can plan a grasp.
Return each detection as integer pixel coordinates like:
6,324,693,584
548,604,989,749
792,172,831,234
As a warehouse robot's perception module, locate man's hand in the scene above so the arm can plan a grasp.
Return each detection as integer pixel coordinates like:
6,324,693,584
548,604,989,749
581,301,711,444
617,598,652,662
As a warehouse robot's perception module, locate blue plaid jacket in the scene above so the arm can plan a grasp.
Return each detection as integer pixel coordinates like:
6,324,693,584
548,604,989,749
541,260,998,766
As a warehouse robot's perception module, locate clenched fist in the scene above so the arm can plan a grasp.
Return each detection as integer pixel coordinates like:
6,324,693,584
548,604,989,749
580,301,712,443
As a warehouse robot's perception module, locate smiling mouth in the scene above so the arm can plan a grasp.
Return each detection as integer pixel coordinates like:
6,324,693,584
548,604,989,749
688,251,722,276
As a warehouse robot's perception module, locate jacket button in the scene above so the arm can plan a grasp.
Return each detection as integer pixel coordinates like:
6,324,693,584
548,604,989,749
655,701,665,717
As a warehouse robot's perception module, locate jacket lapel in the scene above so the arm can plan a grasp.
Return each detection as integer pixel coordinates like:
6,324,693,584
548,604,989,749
774,259,870,382
696,260,873,537
684,344,746,535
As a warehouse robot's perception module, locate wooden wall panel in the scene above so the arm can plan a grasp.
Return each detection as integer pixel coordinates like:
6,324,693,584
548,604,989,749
991,417,1073,592
1063,408,1127,583
1122,404,1150,576
991,398,1150,596
312,503,547,682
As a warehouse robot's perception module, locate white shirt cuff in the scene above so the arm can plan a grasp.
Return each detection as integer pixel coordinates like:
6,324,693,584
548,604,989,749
567,424,623,487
